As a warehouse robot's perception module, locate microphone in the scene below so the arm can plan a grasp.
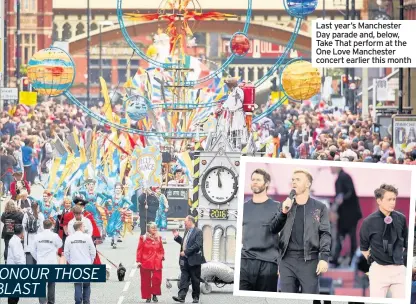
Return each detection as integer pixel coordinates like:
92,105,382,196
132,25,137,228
285,189,296,211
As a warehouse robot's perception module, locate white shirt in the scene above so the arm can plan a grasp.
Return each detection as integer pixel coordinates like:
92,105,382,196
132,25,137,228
22,211,45,253
68,216,93,236
32,229,62,264
64,231,96,265
223,87,244,111
7,235,26,265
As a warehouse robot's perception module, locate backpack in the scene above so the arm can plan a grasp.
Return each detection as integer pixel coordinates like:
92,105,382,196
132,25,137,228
26,213,38,234
4,218,15,236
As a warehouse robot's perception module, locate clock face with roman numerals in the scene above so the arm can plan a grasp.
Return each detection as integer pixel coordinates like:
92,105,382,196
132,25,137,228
201,166,238,205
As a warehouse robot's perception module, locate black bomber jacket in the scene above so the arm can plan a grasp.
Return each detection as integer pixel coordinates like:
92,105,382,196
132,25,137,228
269,197,332,262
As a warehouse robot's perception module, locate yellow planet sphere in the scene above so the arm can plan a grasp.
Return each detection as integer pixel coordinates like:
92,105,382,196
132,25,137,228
281,60,321,101
27,47,75,96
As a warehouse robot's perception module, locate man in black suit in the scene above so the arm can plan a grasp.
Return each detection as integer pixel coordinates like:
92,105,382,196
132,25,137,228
172,215,206,303
330,167,362,266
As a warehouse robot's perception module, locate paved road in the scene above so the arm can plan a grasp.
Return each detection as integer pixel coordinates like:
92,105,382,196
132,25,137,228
0,185,355,304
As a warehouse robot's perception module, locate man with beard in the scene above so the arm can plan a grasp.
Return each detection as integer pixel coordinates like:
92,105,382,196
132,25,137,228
239,168,280,291
270,169,331,294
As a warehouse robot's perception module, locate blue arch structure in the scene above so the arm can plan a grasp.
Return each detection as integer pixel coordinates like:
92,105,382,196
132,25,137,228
58,0,307,136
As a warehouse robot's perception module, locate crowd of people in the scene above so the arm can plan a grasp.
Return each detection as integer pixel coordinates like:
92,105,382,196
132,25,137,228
1,191,204,304
1,95,415,304
2,97,415,199
0,195,101,304
0,100,104,195
253,102,416,164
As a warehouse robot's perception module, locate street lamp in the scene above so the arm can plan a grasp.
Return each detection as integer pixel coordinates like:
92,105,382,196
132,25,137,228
98,21,117,100
86,0,90,107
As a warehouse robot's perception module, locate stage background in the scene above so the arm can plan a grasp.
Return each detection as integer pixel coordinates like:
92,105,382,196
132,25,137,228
243,162,411,219
242,162,412,296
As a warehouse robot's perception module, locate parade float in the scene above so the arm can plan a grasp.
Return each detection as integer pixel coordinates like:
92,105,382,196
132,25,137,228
26,0,321,294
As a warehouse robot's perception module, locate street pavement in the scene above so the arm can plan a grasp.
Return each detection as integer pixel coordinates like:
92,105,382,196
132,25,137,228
0,185,357,304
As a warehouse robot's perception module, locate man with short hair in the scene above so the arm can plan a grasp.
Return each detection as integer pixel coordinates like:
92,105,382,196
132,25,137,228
172,215,205,303
65,221,96,304
65,199,101,264
239,168,281,291
270,169,331,294
68,205,93,236
7,224,25,304
32,220,62,304
360,184,407,298
7,224,25,265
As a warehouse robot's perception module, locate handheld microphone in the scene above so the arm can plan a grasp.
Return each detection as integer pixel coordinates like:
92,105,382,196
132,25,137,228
285,189,296,211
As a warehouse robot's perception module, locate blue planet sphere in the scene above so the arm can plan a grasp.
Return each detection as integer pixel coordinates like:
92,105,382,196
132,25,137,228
285,0,318,17
126,95,150,121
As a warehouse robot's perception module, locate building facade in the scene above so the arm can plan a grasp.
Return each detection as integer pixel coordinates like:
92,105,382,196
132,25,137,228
50,0,362,103
4,0,53,87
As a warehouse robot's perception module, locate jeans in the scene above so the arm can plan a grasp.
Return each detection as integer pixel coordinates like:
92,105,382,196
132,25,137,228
26,253,37,265
39,282,55,304
74,283,90,304
2,172,13,194
4,237,11,263
411,281,416,304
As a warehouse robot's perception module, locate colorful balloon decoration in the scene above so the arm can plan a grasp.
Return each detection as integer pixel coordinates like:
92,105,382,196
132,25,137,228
126,95,151,121
27,47,75,97
230,32,250,56
281,60,321,101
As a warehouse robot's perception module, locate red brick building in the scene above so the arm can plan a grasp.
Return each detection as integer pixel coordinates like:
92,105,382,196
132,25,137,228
5,0,53,87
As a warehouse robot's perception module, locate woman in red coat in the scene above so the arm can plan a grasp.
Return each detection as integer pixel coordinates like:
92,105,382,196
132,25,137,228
136,222,165,303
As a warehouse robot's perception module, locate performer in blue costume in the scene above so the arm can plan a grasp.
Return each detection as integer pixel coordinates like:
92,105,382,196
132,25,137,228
105,182,133,249
38,190,58,225
154,187,169,231
76,179,106,235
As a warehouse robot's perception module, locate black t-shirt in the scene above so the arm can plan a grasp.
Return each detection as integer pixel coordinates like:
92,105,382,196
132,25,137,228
241,198,281,264
138,193,159,221
360,210,407,266
287,204,305,253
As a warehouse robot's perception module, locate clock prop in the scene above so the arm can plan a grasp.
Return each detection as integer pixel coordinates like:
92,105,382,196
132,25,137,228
201,166,238,206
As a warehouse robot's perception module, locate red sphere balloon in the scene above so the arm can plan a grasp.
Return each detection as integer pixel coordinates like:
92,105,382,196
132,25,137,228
230,33,250,56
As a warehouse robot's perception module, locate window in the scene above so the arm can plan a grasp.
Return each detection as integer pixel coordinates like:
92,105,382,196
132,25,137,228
24,47,29,64
22,0,36,12
91,23,98,31
102,59,112,67
62,23,72,41
118,59,128,66
21,33,37,64
90,69,100,84
76,23,85,36
193,33,206,45
118,68,127,83
102,69,112,83
53,24,59,41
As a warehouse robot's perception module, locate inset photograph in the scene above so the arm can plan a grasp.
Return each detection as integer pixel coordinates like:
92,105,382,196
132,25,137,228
234,157,415,304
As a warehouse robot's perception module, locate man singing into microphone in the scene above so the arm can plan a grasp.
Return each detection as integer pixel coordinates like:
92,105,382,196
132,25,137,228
240,168,281,291
270,169,331,294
